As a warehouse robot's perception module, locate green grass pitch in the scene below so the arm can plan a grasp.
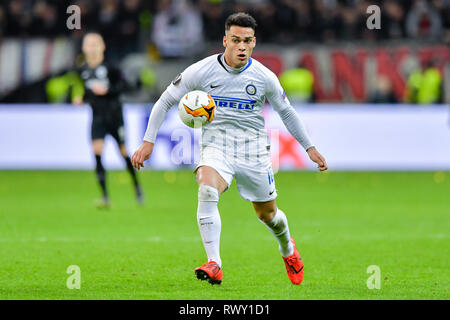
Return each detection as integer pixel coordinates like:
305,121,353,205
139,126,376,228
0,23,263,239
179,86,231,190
0,170,448,300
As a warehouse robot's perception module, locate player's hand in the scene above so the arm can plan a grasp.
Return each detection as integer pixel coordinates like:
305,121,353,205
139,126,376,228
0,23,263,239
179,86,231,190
72,96,83,105
307,147,328,171
131,141,154,170
91,84,108,96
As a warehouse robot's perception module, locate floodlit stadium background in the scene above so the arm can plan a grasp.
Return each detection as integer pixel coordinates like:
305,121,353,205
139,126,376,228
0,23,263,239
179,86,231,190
0,0,449,171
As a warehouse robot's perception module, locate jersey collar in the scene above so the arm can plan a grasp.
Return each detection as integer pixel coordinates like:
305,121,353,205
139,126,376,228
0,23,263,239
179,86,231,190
218,53,252,74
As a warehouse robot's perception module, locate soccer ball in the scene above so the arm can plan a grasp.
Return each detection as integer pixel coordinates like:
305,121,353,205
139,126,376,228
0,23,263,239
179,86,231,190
178,90,215,128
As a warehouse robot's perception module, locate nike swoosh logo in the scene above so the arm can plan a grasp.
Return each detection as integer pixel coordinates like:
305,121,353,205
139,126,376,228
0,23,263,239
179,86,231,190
290,265,304,274
269,190,275,195
210,84,220,88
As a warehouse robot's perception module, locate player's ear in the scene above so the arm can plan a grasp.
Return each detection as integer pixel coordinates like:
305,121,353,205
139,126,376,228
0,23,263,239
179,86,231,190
100,38,106,51
223,35,227,48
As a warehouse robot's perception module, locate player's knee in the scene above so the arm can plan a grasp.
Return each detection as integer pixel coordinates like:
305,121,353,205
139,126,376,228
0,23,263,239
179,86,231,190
92,143,103,155
256,207,277,223
198,184,219,202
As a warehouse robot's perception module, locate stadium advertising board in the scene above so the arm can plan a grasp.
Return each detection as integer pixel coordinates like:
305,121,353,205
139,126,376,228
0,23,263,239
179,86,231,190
0,104,449,171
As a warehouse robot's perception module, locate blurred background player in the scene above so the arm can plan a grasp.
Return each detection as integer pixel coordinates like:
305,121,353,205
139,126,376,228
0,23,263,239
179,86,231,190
279,64,315,103
405,60,443,104
73,32,143,208
368,75,398,104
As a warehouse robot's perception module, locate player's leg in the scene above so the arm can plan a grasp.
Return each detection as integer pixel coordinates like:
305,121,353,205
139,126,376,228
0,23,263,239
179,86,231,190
91,116,109,207
110,117,144,204
118,144,143,204
194,164,230,285
234,158,293,255
195,165,227,266
92,138,109,207
253,200,304,285
235,157,304,284
196,165,228,194
253,200,293,257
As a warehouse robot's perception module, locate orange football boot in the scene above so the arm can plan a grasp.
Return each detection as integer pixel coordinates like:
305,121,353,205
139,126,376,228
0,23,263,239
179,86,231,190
282,237,304,285
195,261,222,285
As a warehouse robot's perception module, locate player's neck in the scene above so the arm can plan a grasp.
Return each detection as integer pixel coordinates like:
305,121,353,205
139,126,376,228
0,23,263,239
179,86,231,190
223,53,244,69
222,54,248,72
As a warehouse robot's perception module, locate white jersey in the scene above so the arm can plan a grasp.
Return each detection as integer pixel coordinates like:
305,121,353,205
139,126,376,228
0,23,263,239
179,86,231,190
144,53,313,157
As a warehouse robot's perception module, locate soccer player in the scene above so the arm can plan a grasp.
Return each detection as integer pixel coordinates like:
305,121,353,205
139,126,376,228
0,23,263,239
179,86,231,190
131,13,327,285
74,32,143,208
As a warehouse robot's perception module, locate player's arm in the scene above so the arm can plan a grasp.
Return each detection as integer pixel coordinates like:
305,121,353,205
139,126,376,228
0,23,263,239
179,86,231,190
132,64,200,170
266,73,328,171
131,90,178,170
69,66,85,105
71,71,85,105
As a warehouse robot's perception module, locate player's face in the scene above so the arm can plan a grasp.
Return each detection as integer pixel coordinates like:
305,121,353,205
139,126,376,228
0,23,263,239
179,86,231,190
223,26,256,68
82,34,105,61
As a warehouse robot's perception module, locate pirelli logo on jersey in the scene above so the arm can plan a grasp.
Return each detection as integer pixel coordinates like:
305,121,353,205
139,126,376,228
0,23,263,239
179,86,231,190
211,95,257,110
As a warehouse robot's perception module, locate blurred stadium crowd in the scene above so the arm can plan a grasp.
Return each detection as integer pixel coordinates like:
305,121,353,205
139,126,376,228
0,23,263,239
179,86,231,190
0,0,448,104
0,0,449,45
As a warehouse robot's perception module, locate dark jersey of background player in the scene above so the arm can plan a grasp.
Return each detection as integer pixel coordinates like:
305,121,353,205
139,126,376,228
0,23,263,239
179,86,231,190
77,61,126,144
74,32,143,208
79,61,123,116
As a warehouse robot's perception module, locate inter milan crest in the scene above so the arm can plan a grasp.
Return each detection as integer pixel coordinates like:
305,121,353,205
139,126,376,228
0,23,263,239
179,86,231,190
245,84,257,95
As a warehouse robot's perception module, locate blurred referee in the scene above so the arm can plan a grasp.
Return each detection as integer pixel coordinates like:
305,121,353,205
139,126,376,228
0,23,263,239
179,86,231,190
73,32,143,208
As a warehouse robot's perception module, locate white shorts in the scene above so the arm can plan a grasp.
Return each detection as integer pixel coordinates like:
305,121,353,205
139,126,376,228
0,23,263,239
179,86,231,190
195,146,277,202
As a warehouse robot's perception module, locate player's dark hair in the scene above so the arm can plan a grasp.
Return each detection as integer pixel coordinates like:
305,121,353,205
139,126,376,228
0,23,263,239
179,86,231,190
225,12,257,32
83,31,104,41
